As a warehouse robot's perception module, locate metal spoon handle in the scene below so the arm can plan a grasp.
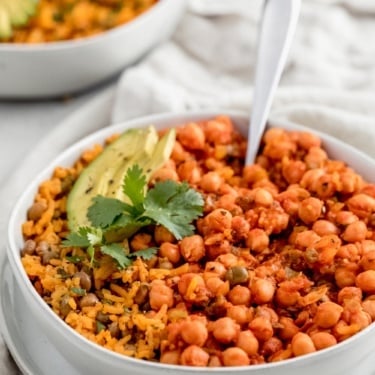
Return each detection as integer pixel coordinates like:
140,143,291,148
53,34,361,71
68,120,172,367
245,0,301,165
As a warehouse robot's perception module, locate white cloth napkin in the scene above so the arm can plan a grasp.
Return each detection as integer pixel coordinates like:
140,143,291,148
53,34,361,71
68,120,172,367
112,0,375,157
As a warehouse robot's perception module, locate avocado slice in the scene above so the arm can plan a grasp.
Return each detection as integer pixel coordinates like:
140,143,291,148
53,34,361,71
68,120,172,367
67,126,176,233
0,0,37,39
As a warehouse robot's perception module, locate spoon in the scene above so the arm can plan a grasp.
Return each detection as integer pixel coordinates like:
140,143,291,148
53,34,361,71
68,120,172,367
245,0,301,165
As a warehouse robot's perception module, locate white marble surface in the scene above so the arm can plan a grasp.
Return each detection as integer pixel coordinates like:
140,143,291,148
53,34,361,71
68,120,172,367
0,80,115,375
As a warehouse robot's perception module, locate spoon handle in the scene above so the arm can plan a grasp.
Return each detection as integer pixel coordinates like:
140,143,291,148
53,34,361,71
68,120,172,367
245,0,301,165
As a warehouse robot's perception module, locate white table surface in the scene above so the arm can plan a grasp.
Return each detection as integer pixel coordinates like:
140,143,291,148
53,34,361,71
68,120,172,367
0,80,116,375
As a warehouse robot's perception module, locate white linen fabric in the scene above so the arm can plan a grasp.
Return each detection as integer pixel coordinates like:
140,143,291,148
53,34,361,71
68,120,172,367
112,0,375,157
1,0,375,372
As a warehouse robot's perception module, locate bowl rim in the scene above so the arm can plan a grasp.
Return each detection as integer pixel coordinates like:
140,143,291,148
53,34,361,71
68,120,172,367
7,109,375,372
0,0,186,52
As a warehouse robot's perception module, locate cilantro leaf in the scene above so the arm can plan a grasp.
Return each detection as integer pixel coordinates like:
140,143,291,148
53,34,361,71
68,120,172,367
128,247,158,260
143,181,204,239
123,164,147,211
86,227,103,246
65,255,84,263
88,196,128,228
62,227,92,247
101,243,132,269
65,164,204,270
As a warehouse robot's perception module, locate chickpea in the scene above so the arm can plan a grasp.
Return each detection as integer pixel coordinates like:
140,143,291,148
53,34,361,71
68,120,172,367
294,230,320,248
231,216,250,241
248,316,273,341
282,160,306,184
314,302,343,328
130,233,153,251
171,140,190,162
151,167,179,183
158,259,173,270
236,330,259,355
204,209,232,233
256,306,278,325
158,242,181,264
205,118,233,145
362,299,375,320
208,355,222,367
342,220,368,243
298,197,323,224
312,220,339,236
180,320,208,347
356,270,375,293
27,201,47,221
359,251,375,271
305,147,327,169
227,305,252,325
254,188,273,207
243,164,268,185
180,345,209,367
251,278,275,304
222,347,250,366
310,332,337,350
149,280,174,310
217,253,238,268
246,229,269,253
291,332,316,357
180,235,205,262
160,350,180,365
228,285,251,306
205,261,226,277
347,193,375,219
297,131,321,150
275,287,300,307
177,160,202,185
177,122,206,151
212,317,240,344
205,276,228,296
262,337,283,357
278,316,299,340
80,293,99,308
199,171,224,193
335,267,357,288
178,273,204,295
337,287,362,305
335,211,359,226
154,226,176,245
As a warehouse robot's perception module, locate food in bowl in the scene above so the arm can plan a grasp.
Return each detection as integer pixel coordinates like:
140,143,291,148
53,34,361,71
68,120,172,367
17,115,375,367
0,0,158,42
0,0,186,99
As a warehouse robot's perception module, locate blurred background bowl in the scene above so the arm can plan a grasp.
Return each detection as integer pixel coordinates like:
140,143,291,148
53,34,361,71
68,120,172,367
0,0,187,99
6,109,375,375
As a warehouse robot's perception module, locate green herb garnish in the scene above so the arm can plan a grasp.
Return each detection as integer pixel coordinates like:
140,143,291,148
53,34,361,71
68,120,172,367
63,164,204,269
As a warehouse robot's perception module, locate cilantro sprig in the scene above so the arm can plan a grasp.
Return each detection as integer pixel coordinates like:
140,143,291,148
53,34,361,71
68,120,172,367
63,164,204,269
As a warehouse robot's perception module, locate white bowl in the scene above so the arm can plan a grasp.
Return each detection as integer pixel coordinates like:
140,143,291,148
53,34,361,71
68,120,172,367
6,111,375,375
0,0,187,99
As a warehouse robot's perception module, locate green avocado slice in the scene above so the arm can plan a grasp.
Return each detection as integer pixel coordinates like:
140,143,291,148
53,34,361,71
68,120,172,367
66,126,176,233
0,0,37,39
